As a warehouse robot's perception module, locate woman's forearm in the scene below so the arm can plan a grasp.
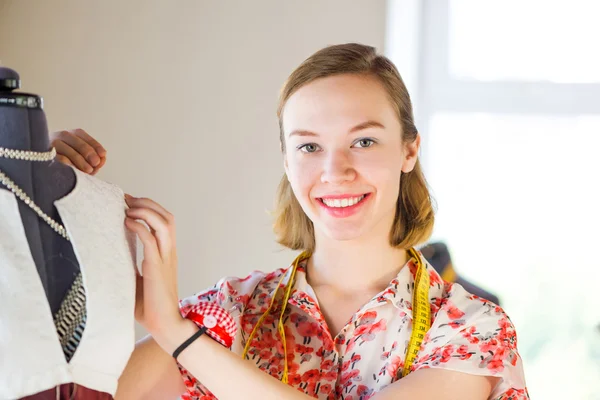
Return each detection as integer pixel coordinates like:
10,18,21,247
115,334,186,400
158,319,314,400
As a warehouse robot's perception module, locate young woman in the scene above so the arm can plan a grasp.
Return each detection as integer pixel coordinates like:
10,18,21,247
52,43,529,400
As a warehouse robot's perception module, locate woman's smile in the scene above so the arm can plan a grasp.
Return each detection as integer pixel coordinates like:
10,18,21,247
316,193,372,218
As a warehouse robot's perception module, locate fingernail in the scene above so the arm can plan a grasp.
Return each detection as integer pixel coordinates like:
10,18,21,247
88,154,100,167
85,165,94,173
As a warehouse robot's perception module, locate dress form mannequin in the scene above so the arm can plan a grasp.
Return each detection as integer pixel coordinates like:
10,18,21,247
0,66,80,320
0,67,136,400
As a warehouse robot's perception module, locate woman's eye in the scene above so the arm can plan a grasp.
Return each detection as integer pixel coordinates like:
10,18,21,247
298,143,320,153
353,138,375,148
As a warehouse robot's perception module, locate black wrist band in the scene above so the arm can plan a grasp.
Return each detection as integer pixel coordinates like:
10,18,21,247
173,325,208,361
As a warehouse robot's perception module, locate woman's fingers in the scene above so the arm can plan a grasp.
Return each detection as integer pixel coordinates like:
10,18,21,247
125,196,175,228
58,130,101,167
91,156,107,176
50,129,107,173
53,140,94,173
126,207,174,258
125,217,160,264
55,154,75,168
72,128,107,158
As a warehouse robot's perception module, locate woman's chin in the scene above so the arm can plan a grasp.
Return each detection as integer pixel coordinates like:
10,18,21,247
316,224,367,243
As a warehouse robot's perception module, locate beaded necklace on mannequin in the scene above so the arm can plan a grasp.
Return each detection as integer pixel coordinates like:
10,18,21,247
0,146,69,240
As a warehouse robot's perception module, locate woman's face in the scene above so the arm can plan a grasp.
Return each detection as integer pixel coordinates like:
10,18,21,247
282,74,419,244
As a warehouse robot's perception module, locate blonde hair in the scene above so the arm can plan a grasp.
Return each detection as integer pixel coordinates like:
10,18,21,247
273,43,435,252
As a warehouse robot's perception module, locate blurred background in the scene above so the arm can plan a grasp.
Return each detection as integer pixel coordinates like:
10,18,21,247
1,0,598,398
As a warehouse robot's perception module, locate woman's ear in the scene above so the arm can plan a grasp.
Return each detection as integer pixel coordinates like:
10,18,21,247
401,134,421,173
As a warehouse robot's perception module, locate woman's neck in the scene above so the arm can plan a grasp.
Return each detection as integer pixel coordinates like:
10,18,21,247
306,231,409,294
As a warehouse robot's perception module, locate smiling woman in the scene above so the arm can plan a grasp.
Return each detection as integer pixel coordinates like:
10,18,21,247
50,43,529,400
276,71,429,252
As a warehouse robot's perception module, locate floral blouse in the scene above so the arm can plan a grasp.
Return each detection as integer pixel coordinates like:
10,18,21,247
177,252,529,400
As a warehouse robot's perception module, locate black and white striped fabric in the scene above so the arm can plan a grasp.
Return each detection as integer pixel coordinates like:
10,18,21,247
53,272,87,362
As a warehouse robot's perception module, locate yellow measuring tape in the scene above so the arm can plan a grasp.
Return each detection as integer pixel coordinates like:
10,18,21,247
242,247,431,382
401,247,431,377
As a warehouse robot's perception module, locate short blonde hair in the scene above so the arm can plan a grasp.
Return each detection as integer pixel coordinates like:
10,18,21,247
273,43,435,252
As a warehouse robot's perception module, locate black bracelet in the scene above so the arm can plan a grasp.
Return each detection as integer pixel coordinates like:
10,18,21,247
172,326,208,361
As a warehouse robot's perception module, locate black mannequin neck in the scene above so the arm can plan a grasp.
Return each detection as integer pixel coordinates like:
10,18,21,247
0,65,52,162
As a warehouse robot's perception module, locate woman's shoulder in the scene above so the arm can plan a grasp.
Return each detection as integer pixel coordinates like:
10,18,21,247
418,281,529,398
179,266,291,312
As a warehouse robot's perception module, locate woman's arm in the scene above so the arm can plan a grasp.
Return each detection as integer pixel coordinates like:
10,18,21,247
158,319,496,400
374,369,498,400
156,319,313,400
114,335,186,400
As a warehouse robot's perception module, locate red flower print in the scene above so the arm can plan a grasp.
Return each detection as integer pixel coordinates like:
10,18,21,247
357,310,378,326
497,388,529,399
322,370,338,381
301,368,321,384
408,259,418,276
297,321,320,337
480,338,500,354
486,357,505,374
269,364,283,377
259,349,271,360
291,312,308,325
462,325,480,344
321,359,334,370
288,373,303,385
233,293,250,304
319,383,332,394
447,320,466,329
456,344,473,360
316,346,335,358
424,345,455,366
381,341,398,360
354,319,387,342
429,269,444,286
430,297,443,316
357,384,375,399
446,302,466,320
340,369,361,388
385,355,403,377
295,344,314,354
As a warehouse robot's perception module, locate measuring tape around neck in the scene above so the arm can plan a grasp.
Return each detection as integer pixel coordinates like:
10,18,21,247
401,247,431,377
242,247,431,382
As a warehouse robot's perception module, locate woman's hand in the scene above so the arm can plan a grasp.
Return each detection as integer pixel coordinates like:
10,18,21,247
124,195,185,342
50,128,107,175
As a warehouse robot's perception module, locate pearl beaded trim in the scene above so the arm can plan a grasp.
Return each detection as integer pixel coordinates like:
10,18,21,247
0,145,69,240
0,146,57,161
0,169,70,240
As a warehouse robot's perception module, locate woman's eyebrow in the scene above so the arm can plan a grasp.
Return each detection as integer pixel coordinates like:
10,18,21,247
289,120,385,138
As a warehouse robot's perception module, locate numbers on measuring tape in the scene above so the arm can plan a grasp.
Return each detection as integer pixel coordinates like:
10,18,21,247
400,248,431,379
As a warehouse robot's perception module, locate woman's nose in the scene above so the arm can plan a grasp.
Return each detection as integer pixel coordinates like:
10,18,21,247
320,149,356,184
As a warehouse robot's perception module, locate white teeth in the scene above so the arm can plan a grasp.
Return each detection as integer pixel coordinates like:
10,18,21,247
322,195,365,208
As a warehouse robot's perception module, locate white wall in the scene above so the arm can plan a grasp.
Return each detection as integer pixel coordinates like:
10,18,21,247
0,0,387,338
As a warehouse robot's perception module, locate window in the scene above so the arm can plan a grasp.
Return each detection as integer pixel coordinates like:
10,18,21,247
387,1,600,398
